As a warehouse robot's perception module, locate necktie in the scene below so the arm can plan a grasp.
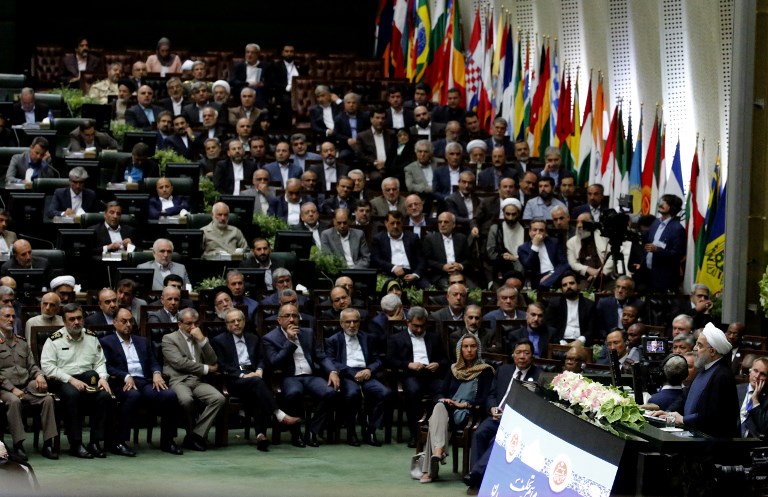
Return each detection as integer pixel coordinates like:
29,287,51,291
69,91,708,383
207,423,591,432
747,396,753,412
515,370,523,381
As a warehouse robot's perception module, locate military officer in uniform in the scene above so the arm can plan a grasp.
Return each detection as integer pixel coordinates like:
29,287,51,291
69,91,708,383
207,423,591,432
40,303,113,459
0,304,58,461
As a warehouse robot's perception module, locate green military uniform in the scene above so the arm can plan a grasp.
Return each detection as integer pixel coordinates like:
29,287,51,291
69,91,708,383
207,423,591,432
39,327,110,449
0,331,57,445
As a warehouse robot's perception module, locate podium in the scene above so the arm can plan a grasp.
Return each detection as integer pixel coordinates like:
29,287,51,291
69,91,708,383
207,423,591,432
480,381,762,497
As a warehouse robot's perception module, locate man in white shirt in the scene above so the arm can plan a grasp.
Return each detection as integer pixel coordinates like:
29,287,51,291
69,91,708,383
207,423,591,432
319,208,370,269
138,238,190,291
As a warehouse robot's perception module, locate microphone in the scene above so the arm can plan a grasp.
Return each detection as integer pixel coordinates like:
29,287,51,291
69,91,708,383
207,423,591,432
19,233,55,249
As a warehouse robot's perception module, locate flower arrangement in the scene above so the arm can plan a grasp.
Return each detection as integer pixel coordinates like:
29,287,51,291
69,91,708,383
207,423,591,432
550,371,646,428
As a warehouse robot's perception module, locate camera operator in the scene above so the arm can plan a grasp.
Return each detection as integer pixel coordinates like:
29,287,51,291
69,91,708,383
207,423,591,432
640,194,686,293
566,212,613,290
646,354,688,410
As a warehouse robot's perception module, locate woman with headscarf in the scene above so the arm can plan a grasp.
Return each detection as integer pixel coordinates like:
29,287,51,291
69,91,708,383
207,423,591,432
146,37,182,76
419,334,494,483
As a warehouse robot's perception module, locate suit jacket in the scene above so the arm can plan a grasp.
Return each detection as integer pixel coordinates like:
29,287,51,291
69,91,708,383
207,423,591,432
668,356,739,438
10,102,49,126
90,222,137,253
84,311,112,328
431,105,466,124
487,363,542,410
112,155,160,183
125,104,164,131
147,308,177,324
68,129,119,153
158,96,190,115
385,107,414,130
477,165,521,190
47,187,99,219
386,329,447,374
508,326,556,358
544,295,596,344
422,231,471,277
239,188,273,216
264,60,301,100
60,53,103,82
432,165,470,201
164,134,198,160
408,122,446,142
643,217,687,292
320,194,355,215
325,330,382,378
355,128,396,168
227,105,269,130
517,237,570,289
262,327,334,377
162,329,218,386
137,260,190,290
403,160,437,193
319,227,370,269
369,195,407,218
309,102,342,135
594,296,644,339
572,204,609,222
484,137,515,159
149,195,190,219
308,162,351,193
738,383,768,438
371,230,426,277
267,195,310,223
263,161,302,187
6,152,58,184
182,102,219,128
211,331,265,378
213,158,257,195
444,191,481,229
100,333,160,380
333,112,371,149
481,308,527,332
0,255,49,279
228,60,269,106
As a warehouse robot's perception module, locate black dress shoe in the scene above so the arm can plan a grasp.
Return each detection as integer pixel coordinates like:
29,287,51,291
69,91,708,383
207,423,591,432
183,435,206,452
346,434,361,447
69,444,94,459
407,436,417,448
11,443,28,462
161,442,183,455
365,432,383,447
41,444,59,460
87,442,107,458
256,435,270,452
463,472,481,488
291,435,306,448
305,432,320,447
112,443,136,457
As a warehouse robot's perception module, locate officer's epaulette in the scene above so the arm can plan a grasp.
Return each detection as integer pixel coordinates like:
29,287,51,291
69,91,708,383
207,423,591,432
85,329,98,337
16,335,26,341
50,331,63,340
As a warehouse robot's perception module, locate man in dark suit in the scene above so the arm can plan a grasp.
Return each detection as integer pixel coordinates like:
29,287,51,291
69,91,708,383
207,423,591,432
89,201,137,255
320,209,370,269
371,212,430,289
309,142,351,194
594,275,644,339
355,107,396,187
409,105,446,142
162,307,225,451
384,87,414,130
325,308,392,446
484,117,515,160
386,306,447,447
544,272,597,345
738,356,768,438
211,308,299,451
47,166,98,219
429,283,468,322
331,93,371,162
157,77,189,116
60,37,103,86
213,139,256,196
641,194,687,293
5,137,56,186
228,43,269,107
84,288,119,329
482,285,527,331
10,88,49,126
517,219,570,290
125,85,163,131
656,323,740,438
268,180,310,226
309,85,343,136
264,44,301,130
572,183,609,222
164,114,198,161
101,308,182,456
507,303,556,358
431,88,466,124
262,303,340,447
445,171,482,236
478,146,522,190
422,212,472,289
0,239,48,278
464,338,541,492
149,177,190,220
263,141,302,188
432,142,470,204
320,175,356,214
147,286,181,325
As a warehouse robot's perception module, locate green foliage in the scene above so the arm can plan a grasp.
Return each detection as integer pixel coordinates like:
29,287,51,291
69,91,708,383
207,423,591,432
199,176,220,213
309,245,348,284
195,275,225,292
253,213,289,246
468,287,483,305
376,273,390,292
50,87,99,117
710,292,722,321
404,285,424,306
153,149,190,176
109,121,140,147
760,266,768,318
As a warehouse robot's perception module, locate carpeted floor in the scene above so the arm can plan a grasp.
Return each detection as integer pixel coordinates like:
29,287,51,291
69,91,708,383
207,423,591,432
13,428,468,497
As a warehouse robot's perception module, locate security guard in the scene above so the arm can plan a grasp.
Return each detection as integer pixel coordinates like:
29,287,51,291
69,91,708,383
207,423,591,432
40,302,113,459
0,304,58,461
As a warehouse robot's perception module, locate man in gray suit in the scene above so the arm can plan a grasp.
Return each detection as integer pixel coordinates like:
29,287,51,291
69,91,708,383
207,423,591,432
6,136,58,186
162,307,225,451
403,139,438,194
147,286,182,324
138,238,190,291
240,169,274,216
369,177,408,218
319,209,370,269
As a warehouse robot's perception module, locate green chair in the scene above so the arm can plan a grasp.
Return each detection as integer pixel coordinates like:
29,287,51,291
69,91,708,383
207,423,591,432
32,178,69,194
0,147,27,167
143,176,194,196
186,212,239,230
35,93,66,118
52,117,89,136
80,212,136,228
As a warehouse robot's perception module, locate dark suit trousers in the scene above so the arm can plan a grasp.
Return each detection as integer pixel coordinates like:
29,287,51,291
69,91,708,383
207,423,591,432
281,375,339,435
225,376,278,434
52,380,110,446
401,370,443,437
114,376,178,444
339,372,392,433
469,417,500,478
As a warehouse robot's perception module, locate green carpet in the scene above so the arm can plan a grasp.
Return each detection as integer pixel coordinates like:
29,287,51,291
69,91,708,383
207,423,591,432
19,428,467,497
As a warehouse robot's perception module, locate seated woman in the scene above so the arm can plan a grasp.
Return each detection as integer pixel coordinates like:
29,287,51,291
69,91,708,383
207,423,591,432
112,142,159,184
420,333,494,483
148,177,191,219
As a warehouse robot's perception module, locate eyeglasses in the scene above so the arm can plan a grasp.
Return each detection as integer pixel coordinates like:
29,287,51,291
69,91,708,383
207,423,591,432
226,318,244,324
279,313,300,319
342,319,360,324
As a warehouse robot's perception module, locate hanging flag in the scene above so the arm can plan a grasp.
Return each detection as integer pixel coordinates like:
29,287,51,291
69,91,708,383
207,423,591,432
565,71,580,175
446,0,465,102
612,105,627,209
530,42,550,157
656,123,668,212
500,16,515,132
697,151,725,293
426,0,448,102
513,31,525,141
549,41,560,148
629,108,643,213
405,0,418,81
479,6,494,130
523,35,533,148
391,0,410,78
577,73,594,186
593,72,606,155
465,7,483,117
555,67,572,147
374,0,395,76
640,110,659,215
683,138,707,291
599,105,619,201
666,136,685,202
413,0,431,82
494,15,510,119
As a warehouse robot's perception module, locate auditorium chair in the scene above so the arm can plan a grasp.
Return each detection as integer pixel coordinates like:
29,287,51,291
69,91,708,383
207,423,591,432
31,46,64,89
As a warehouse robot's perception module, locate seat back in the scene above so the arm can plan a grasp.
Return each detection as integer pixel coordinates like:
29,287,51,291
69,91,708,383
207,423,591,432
143,176,194,196
32,177,70,194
